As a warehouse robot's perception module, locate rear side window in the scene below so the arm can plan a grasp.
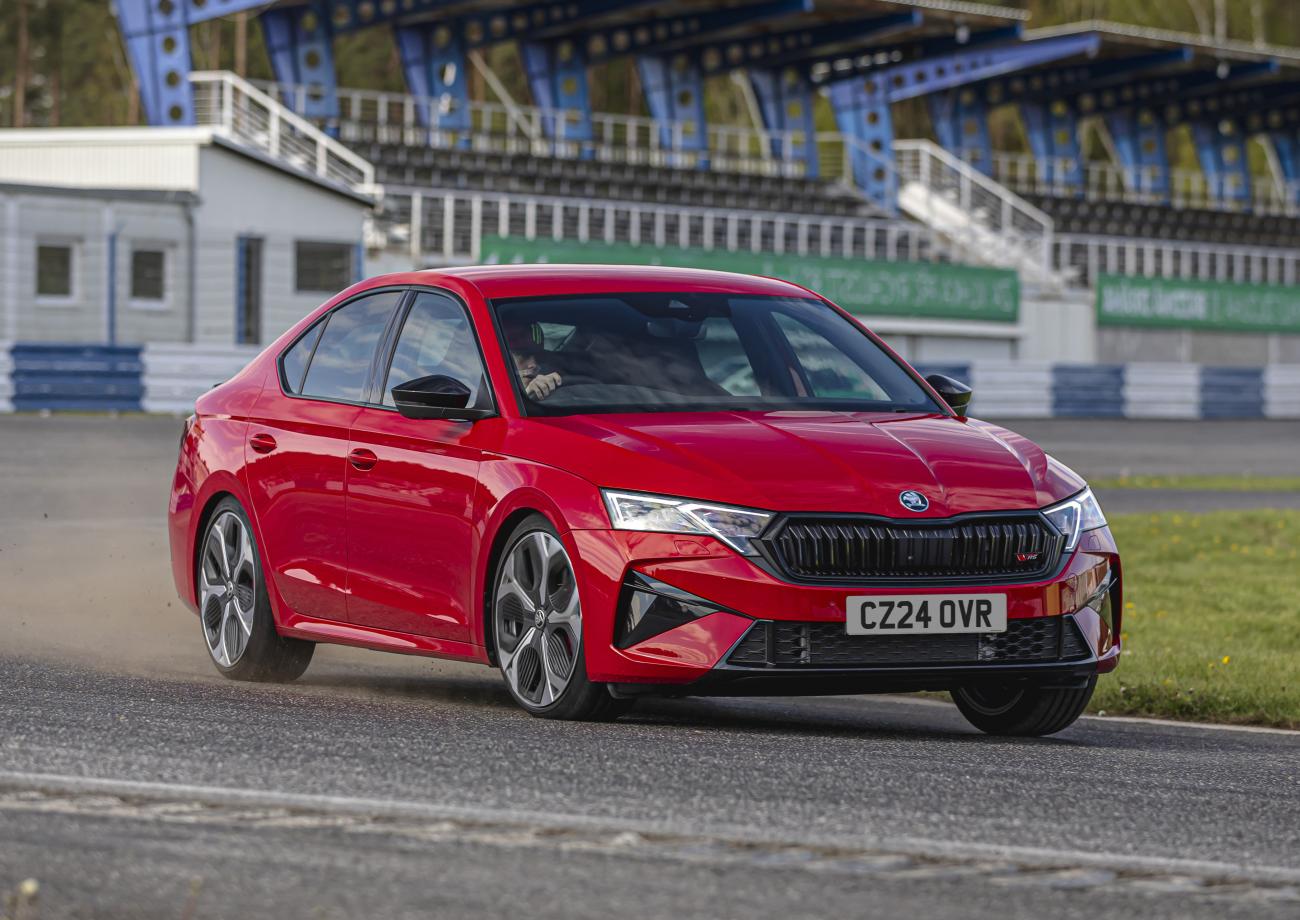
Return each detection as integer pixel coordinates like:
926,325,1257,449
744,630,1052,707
281,320,324,394
296,290,402,402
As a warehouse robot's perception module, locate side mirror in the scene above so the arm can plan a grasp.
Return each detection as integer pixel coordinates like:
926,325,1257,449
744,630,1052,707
391,375,492,421
925,373,972,418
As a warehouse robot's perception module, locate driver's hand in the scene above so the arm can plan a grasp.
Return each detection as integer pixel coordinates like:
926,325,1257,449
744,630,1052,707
525,371,562,401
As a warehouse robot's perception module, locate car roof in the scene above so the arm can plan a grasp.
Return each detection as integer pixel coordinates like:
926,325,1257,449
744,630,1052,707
363,263,816,300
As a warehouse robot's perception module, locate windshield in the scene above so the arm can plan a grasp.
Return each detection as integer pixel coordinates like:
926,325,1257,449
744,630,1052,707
491,293,942,416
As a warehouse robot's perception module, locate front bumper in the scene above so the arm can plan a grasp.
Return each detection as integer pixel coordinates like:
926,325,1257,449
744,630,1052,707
568,526,1121,692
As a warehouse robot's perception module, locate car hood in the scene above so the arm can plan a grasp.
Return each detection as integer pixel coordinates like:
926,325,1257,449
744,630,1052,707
514,411,1084,516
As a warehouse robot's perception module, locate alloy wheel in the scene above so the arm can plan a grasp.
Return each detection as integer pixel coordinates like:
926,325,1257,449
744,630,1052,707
494,530,582,707
199,510,258,668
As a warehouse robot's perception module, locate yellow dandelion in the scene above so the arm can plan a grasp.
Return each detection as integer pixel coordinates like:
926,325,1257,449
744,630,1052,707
1222,656,1231,665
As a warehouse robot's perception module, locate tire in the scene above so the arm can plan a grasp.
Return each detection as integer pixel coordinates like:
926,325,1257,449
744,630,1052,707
490,514,633,721
196,496,314,683
951,676,1096,736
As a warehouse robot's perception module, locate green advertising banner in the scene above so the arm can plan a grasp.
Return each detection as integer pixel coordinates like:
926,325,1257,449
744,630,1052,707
1097,273,1300,334
479,236,1019,323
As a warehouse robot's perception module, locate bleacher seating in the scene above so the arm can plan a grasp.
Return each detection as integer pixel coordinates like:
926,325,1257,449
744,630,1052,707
1028,194,1300,248
359,142,876,218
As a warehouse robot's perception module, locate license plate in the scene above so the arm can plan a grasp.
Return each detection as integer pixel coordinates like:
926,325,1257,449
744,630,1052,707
845,594,1007,635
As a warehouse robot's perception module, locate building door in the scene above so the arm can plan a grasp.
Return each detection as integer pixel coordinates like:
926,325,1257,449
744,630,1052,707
236,236,263,345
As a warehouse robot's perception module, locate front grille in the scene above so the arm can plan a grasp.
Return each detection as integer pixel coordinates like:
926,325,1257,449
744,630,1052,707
760,514,1064,583
726,615,1091,669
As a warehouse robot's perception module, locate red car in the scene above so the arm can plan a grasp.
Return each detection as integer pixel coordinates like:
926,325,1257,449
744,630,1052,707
169,265,1120,736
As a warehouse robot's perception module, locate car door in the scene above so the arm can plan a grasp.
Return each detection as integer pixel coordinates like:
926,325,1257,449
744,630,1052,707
245,288,405,623
344,288,493,641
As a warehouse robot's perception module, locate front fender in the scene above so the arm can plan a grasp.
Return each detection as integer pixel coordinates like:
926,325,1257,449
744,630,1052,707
472,453,607,650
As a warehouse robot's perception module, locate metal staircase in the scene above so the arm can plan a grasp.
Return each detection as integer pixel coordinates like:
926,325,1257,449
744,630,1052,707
894,139,1063,289
189,71,377,198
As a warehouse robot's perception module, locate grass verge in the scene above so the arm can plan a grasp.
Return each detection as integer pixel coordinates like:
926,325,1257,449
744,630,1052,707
1091,474,1300,492
1090,509,1300,729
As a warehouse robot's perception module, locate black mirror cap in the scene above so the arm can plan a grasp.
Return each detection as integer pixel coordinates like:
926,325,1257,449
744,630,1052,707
391,375,493,421
925,373,973,418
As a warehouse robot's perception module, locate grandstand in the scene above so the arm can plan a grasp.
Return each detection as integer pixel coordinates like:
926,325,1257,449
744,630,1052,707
71,1,1300,385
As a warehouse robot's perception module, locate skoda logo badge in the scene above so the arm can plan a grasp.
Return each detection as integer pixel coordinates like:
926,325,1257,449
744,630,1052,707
899,490,929,513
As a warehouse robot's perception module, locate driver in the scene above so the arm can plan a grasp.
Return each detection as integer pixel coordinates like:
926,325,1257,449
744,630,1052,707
503,319,563,401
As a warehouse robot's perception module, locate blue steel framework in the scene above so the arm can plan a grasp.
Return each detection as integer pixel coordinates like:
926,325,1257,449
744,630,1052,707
112,2,1300,212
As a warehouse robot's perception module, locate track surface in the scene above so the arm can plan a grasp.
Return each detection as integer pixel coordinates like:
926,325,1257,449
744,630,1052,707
2,415,1298,919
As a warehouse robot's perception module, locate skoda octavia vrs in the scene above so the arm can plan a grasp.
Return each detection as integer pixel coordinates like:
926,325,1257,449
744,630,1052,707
168,265,1121,736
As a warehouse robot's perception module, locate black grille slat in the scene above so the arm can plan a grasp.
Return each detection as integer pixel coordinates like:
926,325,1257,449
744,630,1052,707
726,616,1091,668
765,514,1063,583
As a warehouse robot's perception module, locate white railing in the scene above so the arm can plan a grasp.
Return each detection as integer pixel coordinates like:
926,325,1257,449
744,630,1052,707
1055,233,1300,288
894,139,1058,286
255,80,812,179
191,71,376,193
369,186,957,267
990,151,1300,217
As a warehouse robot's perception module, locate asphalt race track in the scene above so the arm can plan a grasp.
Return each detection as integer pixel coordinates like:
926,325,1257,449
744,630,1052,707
2,414,1298,919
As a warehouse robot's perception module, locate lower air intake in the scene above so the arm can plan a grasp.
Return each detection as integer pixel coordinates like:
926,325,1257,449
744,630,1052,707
726,615,1091,669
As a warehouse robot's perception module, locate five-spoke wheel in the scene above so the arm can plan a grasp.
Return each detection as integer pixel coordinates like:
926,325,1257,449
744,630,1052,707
200,509,257,667
196,497,314,682
495,529,582,707
492,515,632,720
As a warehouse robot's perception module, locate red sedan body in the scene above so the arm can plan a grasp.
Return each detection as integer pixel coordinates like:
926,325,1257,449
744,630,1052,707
168,265,1120,727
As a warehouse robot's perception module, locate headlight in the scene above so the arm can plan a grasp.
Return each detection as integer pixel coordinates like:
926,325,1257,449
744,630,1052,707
601,490,772,555
1042,487,1107,553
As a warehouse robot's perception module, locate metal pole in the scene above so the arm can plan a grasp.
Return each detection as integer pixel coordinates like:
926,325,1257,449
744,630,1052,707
106,228,117,346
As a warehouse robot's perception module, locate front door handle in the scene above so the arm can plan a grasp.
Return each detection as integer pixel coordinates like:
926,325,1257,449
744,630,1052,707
249,433,277,454
348,448,378,471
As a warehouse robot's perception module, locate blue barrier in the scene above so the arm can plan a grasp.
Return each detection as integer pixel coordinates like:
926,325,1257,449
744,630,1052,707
1052,364,1125,418
10,344,145,412
1200,367,1265,419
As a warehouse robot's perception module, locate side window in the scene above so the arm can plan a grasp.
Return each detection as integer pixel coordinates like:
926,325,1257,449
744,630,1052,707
382,291,487,407
299,291,403,402
280,319,325,394
698,317,759,395
772,312,889,400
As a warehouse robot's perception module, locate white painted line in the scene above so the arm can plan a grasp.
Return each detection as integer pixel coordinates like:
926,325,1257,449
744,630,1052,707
2,770,1298,888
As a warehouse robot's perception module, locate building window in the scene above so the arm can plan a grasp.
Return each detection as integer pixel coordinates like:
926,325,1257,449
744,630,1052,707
36,243,74,299
295,241,354,293
130,248,167,303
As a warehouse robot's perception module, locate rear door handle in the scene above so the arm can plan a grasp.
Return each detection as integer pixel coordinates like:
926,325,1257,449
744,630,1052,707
348,448,378,471
249,433,277,454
